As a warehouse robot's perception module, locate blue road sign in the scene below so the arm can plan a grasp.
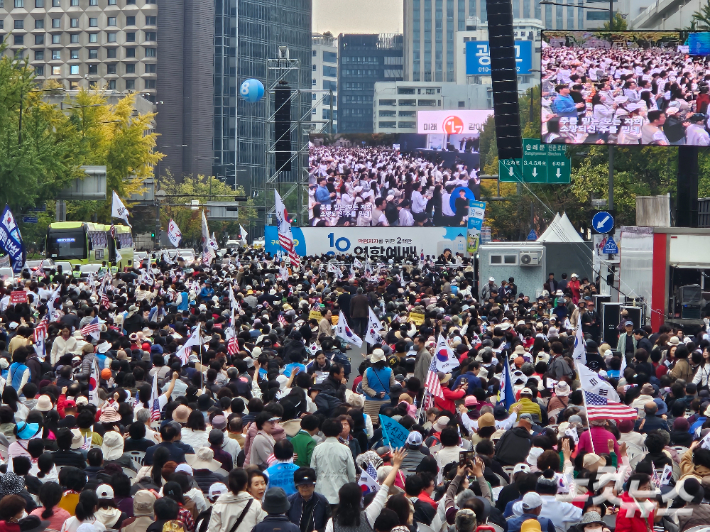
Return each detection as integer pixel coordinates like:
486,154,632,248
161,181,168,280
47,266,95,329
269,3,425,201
592,211,614,234
22,216,38,224
602,236,619,254
466,41,533,75
527,229,537,241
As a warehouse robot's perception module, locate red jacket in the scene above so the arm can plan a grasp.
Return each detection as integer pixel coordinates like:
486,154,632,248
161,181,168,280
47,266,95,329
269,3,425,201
615,493,655,532
434,386,466,413
0,521,21,532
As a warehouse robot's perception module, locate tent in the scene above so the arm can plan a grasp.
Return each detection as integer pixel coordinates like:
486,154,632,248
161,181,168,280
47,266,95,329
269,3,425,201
537,212,584,243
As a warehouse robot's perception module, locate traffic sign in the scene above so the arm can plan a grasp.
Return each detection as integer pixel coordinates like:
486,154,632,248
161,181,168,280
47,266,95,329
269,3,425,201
592,211,615,234
602,236,619,254
22,216,38,224
523,139,548,183
499,158,522,183
527,229,537,241
546,143,571,184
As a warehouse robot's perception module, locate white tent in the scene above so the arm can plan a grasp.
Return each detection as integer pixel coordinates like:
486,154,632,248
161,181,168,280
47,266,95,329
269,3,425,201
537,212,584,243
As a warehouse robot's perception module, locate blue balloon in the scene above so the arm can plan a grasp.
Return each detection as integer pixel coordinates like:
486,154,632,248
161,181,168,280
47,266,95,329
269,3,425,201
240,78,265,103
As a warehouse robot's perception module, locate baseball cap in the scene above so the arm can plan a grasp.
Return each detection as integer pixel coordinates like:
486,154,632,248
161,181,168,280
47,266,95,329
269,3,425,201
294,468,317,486
96,484,114,500
209,483,228,500
464,396,478,407
175,464,193,475
520,387,532,395
519,413,534,424
522,492,543,510
406,432,423,446
513,463,531,474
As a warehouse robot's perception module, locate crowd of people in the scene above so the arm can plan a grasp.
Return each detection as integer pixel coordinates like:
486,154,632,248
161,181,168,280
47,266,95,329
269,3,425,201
541,38,710,145
0,248,708,532
308,145,480,227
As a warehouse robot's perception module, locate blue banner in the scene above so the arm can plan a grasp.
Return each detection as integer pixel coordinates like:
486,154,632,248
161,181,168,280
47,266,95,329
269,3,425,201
379,414,409,449
466,40,533,75
0,206,25,274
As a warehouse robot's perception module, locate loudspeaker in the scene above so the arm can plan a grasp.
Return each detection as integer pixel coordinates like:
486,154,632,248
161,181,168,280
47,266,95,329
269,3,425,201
486,0,522,161
682,305,701,319
681,284,702,305
274,82,292,172
622,306,643,329
602,302,622,348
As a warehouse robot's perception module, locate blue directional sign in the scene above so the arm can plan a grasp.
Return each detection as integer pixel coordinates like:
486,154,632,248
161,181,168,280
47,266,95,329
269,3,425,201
22,216,38,224
602,236,619,255
592,211,614,234
466,40,533,75
527,229,537,241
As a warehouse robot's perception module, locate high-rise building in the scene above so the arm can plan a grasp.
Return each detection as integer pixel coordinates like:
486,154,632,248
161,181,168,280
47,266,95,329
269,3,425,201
338,33,403,134
213,0,312,191
0,0,214,179
312,32,338,133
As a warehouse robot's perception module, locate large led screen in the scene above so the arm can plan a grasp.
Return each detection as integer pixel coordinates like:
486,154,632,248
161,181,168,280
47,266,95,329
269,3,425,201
308,130,488,227
540,31,710,146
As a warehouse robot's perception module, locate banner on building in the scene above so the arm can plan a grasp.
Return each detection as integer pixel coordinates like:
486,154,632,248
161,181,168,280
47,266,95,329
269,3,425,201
467,200,487,254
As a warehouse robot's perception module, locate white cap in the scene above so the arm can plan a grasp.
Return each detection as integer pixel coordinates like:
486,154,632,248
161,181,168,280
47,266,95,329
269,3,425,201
489,277,495,282
96,484,114,499
175,464,193,475
209,482,228,499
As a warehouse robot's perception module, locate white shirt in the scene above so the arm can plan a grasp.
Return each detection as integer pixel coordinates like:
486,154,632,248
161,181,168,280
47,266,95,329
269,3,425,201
61,517,107,532
411,191,428,214
398,208,414,226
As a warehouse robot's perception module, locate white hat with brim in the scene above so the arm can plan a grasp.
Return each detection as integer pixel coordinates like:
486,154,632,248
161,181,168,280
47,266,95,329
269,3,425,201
187,447,224,472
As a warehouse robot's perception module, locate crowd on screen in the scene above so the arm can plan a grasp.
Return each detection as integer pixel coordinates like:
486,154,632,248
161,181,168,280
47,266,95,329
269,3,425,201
541,42,710,145
308,146,480,227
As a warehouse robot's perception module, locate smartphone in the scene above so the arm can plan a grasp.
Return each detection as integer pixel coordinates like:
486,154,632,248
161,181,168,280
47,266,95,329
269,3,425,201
459,450,474,466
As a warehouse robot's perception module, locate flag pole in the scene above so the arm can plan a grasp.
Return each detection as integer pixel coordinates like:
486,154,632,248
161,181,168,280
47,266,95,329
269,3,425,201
576,361,595,454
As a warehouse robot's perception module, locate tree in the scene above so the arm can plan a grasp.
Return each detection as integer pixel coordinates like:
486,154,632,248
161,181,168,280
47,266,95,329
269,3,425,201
602,13,628,31
693,0,710,29
157,173,257,248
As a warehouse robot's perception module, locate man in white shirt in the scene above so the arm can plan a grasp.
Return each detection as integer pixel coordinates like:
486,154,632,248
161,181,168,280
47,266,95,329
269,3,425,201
398,200,414,227
410,184,428,222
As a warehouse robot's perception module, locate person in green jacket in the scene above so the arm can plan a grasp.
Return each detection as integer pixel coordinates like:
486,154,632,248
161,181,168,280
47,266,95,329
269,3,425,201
290,414,319,468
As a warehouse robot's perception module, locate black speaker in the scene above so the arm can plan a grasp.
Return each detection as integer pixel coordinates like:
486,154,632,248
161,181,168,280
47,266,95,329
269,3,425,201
486,0,522,161
681,284,702,305
622,306,643,329
275,82,292,172
602,302,622,348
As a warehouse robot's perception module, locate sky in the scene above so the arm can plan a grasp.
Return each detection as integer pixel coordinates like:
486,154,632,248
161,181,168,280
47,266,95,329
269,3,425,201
312,0,404,36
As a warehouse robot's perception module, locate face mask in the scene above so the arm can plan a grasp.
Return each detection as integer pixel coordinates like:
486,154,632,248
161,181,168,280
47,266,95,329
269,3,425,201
585,527,602,532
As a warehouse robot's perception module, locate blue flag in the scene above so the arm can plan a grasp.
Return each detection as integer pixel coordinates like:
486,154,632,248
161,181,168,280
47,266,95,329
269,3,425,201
0,206,25,274
378,414,408,449
501,359,516,410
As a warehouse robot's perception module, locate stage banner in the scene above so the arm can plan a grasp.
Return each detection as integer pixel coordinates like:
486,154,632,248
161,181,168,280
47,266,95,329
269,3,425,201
265,226,469,259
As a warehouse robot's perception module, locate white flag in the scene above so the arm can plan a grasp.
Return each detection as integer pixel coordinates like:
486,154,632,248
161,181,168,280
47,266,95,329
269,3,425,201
335,310,362,348
209,232,219,251
201,210,213,265
178,324,202,364
573,315,586,364
274,190,299,267
167,219,182,248
365,307,384,346
111,191,131,227
240,225,248,243
435,334,460,373
353,258,363,269
576,362,620,402
90,360,100,406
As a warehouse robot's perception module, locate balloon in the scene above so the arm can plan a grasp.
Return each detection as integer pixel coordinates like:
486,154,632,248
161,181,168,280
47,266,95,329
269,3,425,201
240,79,265,103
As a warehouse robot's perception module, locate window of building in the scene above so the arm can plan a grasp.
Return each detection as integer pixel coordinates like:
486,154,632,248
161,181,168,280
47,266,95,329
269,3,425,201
14,35,24,45
14,19,23,29
108,80,116,90
106,47,116,58
312,64,316,71
106,64,115,74
89,0,97,4
35,19,44,29
125,79,135,90
125,32,135,42
70,64,79,75
145,63,156,73
379,121,397,128
70,0,78,5
108,17,116,26
399,99,416,106
52,66,60,75
51,49,60,59
323,50,337,63
88,48,97,58
144,31,156,41
312,79,316,86
108,0,116,4
312,49,316,56
399,110,416,117
89,18,97,27
379,110,396,117
145,79,156,89
323,65,336,77
126,0,135,3
70,18,78,27
323,80,336,91
145,47,155,57
52,0,60,5
125,47,135,58
311,108,316,115
51,34,60,43
35,50,43,59
35,34,44,44
145,16,156,25
35,65,44,75
398,121,415,129
51,18,60,28
489,254,518,265
70,34,78,43
126,16,135,25
88,64,97,74
89,33,97,42
14,0,23,7
35,0,43,7
125,63,135,73
70,49,78,58
379,99,396,106
107,33,116,42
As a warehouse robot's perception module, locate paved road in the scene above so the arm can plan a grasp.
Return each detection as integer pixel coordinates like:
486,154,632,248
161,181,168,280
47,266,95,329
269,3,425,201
347,342,368,389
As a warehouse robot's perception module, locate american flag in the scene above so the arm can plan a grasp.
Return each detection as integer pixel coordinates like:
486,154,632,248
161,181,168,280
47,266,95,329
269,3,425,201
584,391,638,421
34,315,48,342
150,373,161,421
278,313,287,327
227,337,239,355
425,357,443,399
81,316,100,337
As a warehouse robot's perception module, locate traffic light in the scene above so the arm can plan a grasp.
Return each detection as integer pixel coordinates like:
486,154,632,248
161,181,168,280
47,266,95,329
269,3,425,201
151,232,156,238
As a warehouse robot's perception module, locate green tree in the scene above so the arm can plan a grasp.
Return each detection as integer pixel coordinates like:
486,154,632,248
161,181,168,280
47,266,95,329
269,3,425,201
693,0,710,29
603,13,629,31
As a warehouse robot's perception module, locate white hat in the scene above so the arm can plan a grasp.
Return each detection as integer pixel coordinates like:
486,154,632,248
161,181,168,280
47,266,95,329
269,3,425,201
209,482,228,500
488,277,495,282
101,431,124,461
186,447,223,472
175,464,194,475
513,463,531,474
370,348,386,363
96,484,114,500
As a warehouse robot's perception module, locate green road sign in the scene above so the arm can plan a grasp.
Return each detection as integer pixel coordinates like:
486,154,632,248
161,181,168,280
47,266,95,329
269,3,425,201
522,139,548,183
499,158,522,183
545,142,571,184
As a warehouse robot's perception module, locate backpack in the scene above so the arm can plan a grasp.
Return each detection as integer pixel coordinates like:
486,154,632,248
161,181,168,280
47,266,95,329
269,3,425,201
329,351,351,377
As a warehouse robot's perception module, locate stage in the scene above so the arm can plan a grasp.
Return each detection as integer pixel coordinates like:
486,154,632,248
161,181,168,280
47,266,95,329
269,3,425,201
413,149,481,170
